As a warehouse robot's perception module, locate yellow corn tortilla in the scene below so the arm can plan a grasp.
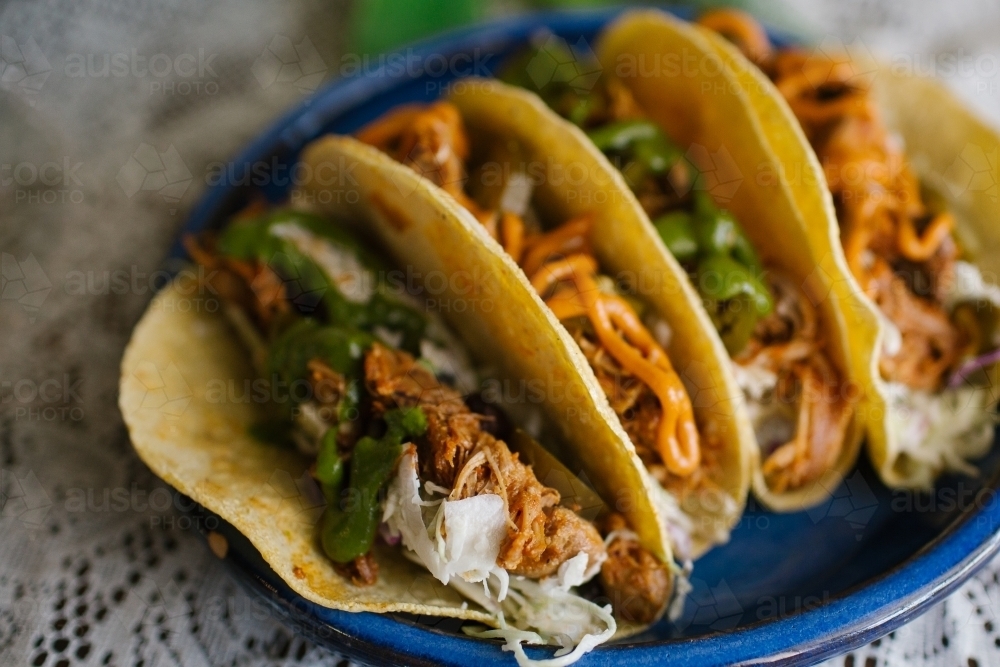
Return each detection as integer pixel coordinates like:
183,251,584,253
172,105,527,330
595,10,866,510
297,80,755,558
120,275,493,622
450,78,753,550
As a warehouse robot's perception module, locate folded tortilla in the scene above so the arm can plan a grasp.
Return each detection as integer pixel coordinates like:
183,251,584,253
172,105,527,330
594,11,867,510
120,274,493,621
690,11,1000,489
852,67,1000,487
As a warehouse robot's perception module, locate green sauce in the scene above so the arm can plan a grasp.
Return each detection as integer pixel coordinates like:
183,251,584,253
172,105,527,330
218,208,426,354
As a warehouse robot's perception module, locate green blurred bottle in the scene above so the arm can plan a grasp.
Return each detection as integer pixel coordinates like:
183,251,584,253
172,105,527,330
350,0,485,56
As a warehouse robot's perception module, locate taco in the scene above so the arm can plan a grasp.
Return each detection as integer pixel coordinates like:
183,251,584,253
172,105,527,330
501,18,864,510
297,78,754,561
694,8,1000,488
121,193,686,663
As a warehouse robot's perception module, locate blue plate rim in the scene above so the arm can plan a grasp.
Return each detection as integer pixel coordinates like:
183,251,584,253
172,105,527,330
174,6,1000,666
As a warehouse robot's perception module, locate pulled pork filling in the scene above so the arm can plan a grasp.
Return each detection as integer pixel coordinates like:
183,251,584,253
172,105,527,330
562,76,853,492
599,514,673,624
184,233,290,333
365,342,670,622
733,272,853,492
364,342,608,580
698,9,984,393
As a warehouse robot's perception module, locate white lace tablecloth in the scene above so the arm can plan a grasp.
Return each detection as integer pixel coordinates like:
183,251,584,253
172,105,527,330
2,1,998,665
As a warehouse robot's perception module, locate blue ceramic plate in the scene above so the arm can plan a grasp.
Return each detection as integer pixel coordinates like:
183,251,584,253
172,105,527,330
176,7,1000,666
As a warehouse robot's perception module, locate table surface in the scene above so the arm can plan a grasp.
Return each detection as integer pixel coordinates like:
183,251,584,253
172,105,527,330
2,1,999,666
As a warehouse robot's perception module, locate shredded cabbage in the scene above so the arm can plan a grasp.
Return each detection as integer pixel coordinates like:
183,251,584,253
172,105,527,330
543,551,604,593
667,560,694,622
946,261,1000,320
465,575,616,667
884,381,998,483
876,308,903,358
649,484,695,563
499,171,535,218
383,445,507,587
731,359,778,403
290,402,327,455
650,470,737,563
732,359,798,458
385,445,615,666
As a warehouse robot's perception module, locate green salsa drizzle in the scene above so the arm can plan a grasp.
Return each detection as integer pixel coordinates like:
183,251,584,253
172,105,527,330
267,317,374,423
218,208,427,354
213,207,440,564
320,407,428,564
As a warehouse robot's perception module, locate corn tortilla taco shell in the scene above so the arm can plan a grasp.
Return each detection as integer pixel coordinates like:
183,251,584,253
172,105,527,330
695,10,1000,489
596,10,867,510
122,281,654,640
442,78,754,550
120,275,494,621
